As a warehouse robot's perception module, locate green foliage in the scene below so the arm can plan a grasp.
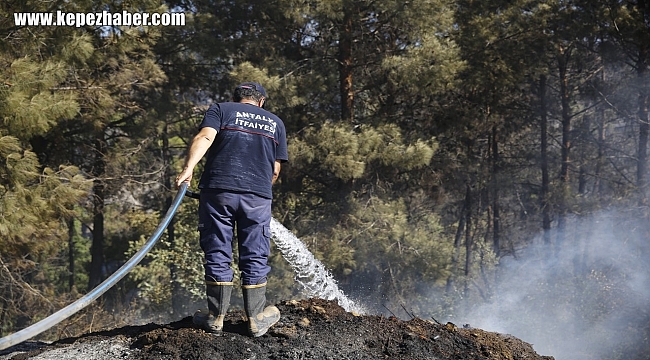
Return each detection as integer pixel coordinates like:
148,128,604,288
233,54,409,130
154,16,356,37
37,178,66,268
348,193,452,283
382,0,464,97
291,123,437,181
0,138,90,334
125,203,204,315
0,137,90,260
1,58,79,139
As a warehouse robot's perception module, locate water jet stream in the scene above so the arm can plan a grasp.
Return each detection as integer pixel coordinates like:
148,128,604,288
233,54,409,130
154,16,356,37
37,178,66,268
270,218,364,314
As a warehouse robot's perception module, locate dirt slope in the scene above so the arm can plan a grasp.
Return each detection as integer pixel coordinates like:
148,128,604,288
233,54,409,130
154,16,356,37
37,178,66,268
0,298,554,360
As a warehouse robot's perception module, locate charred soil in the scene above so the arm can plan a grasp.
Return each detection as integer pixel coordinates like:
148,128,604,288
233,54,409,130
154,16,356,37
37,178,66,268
1,299,554,360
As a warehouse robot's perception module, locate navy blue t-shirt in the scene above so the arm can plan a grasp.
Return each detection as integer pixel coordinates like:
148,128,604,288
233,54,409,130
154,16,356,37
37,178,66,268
198,102,288,199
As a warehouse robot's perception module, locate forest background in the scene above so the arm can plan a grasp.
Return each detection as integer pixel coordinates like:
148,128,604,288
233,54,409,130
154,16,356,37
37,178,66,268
1,1,649,359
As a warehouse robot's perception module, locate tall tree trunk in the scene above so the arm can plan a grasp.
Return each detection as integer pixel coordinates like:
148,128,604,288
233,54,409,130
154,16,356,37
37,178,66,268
633,0,650,257
463,182,473,297
0,300,6,336
339,4,354,122
88,133,106,291
540,75,552,247
557,48,572,254
559,49,572,184
578,115,590,195
163,121,182,315
68,217,75,292
446,189,468,294
594,67,606,196
636,39,649,206
491,122,500,257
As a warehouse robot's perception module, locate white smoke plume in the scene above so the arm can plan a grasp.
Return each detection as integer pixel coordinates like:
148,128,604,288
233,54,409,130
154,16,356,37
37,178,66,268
456,210,650,360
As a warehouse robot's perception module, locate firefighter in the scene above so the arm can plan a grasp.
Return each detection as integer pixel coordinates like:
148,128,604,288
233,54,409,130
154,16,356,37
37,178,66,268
176,82,288,337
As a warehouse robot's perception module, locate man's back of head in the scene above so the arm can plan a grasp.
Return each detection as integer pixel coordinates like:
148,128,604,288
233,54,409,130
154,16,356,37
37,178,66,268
234,82,267,105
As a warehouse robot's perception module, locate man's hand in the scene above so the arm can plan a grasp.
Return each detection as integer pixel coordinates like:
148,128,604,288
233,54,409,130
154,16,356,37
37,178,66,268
176,167,193,188
272,160,281,185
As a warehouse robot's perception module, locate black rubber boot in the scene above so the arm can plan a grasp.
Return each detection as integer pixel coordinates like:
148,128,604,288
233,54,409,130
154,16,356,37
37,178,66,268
242,284,280,337
193,282,232,334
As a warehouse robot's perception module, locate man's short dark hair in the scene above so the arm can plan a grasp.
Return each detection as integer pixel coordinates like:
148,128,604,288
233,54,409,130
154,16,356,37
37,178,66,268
234,82,267,102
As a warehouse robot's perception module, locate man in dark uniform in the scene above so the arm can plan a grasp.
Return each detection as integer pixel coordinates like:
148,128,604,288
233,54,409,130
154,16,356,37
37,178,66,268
175,82,288,337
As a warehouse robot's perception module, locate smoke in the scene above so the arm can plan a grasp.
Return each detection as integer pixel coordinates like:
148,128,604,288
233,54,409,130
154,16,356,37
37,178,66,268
455,210,650,360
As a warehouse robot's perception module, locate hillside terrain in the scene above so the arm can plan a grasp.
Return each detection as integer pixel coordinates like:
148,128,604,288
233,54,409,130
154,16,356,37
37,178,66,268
0,298,554,360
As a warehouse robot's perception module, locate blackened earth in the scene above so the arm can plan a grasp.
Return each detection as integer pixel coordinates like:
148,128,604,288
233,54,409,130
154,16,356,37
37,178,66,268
1,298,554,360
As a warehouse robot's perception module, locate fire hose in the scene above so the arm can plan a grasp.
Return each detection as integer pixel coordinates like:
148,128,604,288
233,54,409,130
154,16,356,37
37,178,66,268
0,183,189,351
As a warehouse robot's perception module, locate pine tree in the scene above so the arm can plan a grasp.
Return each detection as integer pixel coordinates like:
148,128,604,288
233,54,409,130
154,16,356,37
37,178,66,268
0,0,92,334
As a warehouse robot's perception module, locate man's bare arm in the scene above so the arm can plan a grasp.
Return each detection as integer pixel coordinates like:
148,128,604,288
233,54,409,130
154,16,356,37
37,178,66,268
272,160,281,185
175,127,218,187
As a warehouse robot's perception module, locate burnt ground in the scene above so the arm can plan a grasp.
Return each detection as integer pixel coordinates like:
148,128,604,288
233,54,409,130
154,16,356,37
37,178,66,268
1,298,554,360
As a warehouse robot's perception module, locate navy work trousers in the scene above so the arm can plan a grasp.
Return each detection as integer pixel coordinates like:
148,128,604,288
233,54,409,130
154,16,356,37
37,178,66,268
198,189,272,286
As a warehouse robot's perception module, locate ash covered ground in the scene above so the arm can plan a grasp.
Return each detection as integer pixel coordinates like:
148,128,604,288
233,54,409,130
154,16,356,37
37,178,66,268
0,298,554,360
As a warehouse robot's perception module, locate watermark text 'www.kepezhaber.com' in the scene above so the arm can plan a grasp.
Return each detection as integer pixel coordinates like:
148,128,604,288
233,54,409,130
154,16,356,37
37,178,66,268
14,11,185,27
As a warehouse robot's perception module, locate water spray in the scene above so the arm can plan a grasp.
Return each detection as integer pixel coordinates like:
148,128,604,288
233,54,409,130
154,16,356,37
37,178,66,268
270,218,364,314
